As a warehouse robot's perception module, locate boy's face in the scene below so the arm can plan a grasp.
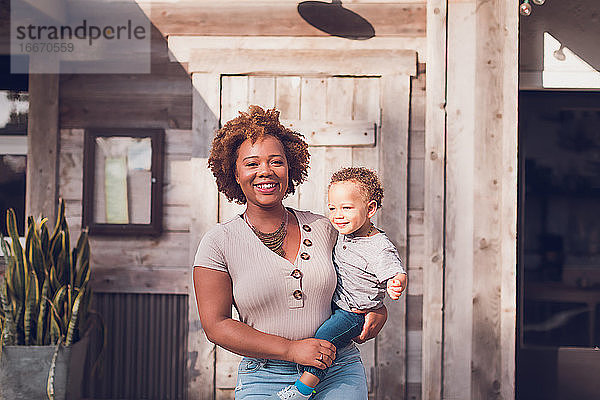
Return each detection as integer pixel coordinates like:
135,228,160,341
327,181,376,235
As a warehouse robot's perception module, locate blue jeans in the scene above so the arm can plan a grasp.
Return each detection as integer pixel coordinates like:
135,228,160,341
235,344,367,399
303,306,365,381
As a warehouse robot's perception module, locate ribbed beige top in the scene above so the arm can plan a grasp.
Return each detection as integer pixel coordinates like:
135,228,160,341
193,209,338,340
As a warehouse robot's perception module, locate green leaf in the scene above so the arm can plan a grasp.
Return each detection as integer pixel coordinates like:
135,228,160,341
7,209,26,303
74,230,90,288
40,219,50,267
28,219,47,285
0,234,11,267
47,296,65,344
47,337,62,400
65,286,86,346
24,271,39,345
37,272,51,345
48,200,65,253
0,280,16,345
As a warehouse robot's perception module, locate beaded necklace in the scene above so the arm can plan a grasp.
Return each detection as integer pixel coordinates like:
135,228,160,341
244,210,289,257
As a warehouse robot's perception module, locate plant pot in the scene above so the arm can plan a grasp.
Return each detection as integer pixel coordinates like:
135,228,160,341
0,336,89,400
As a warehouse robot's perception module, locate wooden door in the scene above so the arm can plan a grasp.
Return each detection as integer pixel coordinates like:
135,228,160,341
213,74,404,399
188,48,414,400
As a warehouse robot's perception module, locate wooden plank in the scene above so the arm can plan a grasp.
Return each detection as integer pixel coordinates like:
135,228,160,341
298,78,327,214
60,96,192,130
444,0,476,397
275,76,301,120
150,3,426,37
471,1,518,399
422,1,446,399
169,36,427,64
89,232,190,268
282,119,376,147
91,267,191,294
26,74,60,223
219,75,250,223
192,73,220,158
500,5,519,400
189,72,221,399
165,129,193,156
421,2,446,393
189,49,417,76
221,75,249,123
407,330,422,384
409,158,425,210
377,74,410,400
351,77,380,226
248,76,275,109
276,76,302,210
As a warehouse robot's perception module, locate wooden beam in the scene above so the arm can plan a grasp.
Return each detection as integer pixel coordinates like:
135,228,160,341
91,267,191,294
445,0,476,397
150,2,425,37
189,49,417,76
422,0,446,399
443,0,518,398
168,36,427,64
376,73,410,399
187,73,221,399
26,74,60,223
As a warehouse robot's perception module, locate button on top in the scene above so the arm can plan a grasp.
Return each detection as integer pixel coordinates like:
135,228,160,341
300,252,310,260
302,225,311,232
303,239,313,247
291,269,302,279
293,289,303,300
342,245,347,250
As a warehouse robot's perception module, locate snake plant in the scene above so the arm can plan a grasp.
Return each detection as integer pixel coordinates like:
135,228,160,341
0,199,98,399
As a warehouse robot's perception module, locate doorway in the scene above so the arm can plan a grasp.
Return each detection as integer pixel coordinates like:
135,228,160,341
517,91,600,400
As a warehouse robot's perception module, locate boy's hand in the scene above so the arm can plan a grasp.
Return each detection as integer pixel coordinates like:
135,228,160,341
387,273,407,300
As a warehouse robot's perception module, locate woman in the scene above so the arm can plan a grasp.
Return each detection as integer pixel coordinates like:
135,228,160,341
193,106,387,399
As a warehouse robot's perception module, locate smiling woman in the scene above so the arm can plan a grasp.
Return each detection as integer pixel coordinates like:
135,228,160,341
193,105,388,399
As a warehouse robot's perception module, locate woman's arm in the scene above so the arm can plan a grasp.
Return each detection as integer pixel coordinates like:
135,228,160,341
193,266,336,368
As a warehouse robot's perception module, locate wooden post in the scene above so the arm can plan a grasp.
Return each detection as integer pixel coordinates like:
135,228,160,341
443,0,518,398
187,73,220,399
377,74,410,400
423,0,447,399
26,74,60,223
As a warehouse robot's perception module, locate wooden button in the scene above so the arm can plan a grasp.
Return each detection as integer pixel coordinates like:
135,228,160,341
291,269,302,279
300,252,310,260
293,289,303,300
302,225,311,232
303,239,313,247
342,245,347,250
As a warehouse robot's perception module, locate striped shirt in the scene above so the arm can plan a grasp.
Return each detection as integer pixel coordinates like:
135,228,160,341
193,209,338,340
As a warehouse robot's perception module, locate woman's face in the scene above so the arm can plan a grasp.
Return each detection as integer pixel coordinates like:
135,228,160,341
235,135,289,209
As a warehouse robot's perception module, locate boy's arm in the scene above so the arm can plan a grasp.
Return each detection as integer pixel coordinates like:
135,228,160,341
386,272,408,300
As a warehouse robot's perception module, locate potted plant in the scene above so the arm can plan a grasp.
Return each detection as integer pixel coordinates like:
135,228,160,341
0,199,98,400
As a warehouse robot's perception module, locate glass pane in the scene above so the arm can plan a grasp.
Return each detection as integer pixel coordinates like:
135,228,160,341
522,106,600,349
0,89,28,236
0,90,28,134
0,155,26,236
93,137,152,225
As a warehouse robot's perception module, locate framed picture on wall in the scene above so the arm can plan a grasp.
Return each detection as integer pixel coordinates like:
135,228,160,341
82,128,164,235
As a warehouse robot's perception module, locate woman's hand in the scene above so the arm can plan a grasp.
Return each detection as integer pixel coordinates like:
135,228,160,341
352,305,388,344
286,338,336,370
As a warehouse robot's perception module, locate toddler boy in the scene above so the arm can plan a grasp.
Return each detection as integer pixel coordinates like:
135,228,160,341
276,167,407,399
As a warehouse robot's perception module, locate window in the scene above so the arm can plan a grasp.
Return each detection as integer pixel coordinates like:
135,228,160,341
0,90,28,237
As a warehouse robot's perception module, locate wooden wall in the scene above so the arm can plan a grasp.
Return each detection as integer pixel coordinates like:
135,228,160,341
53,1,429,399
